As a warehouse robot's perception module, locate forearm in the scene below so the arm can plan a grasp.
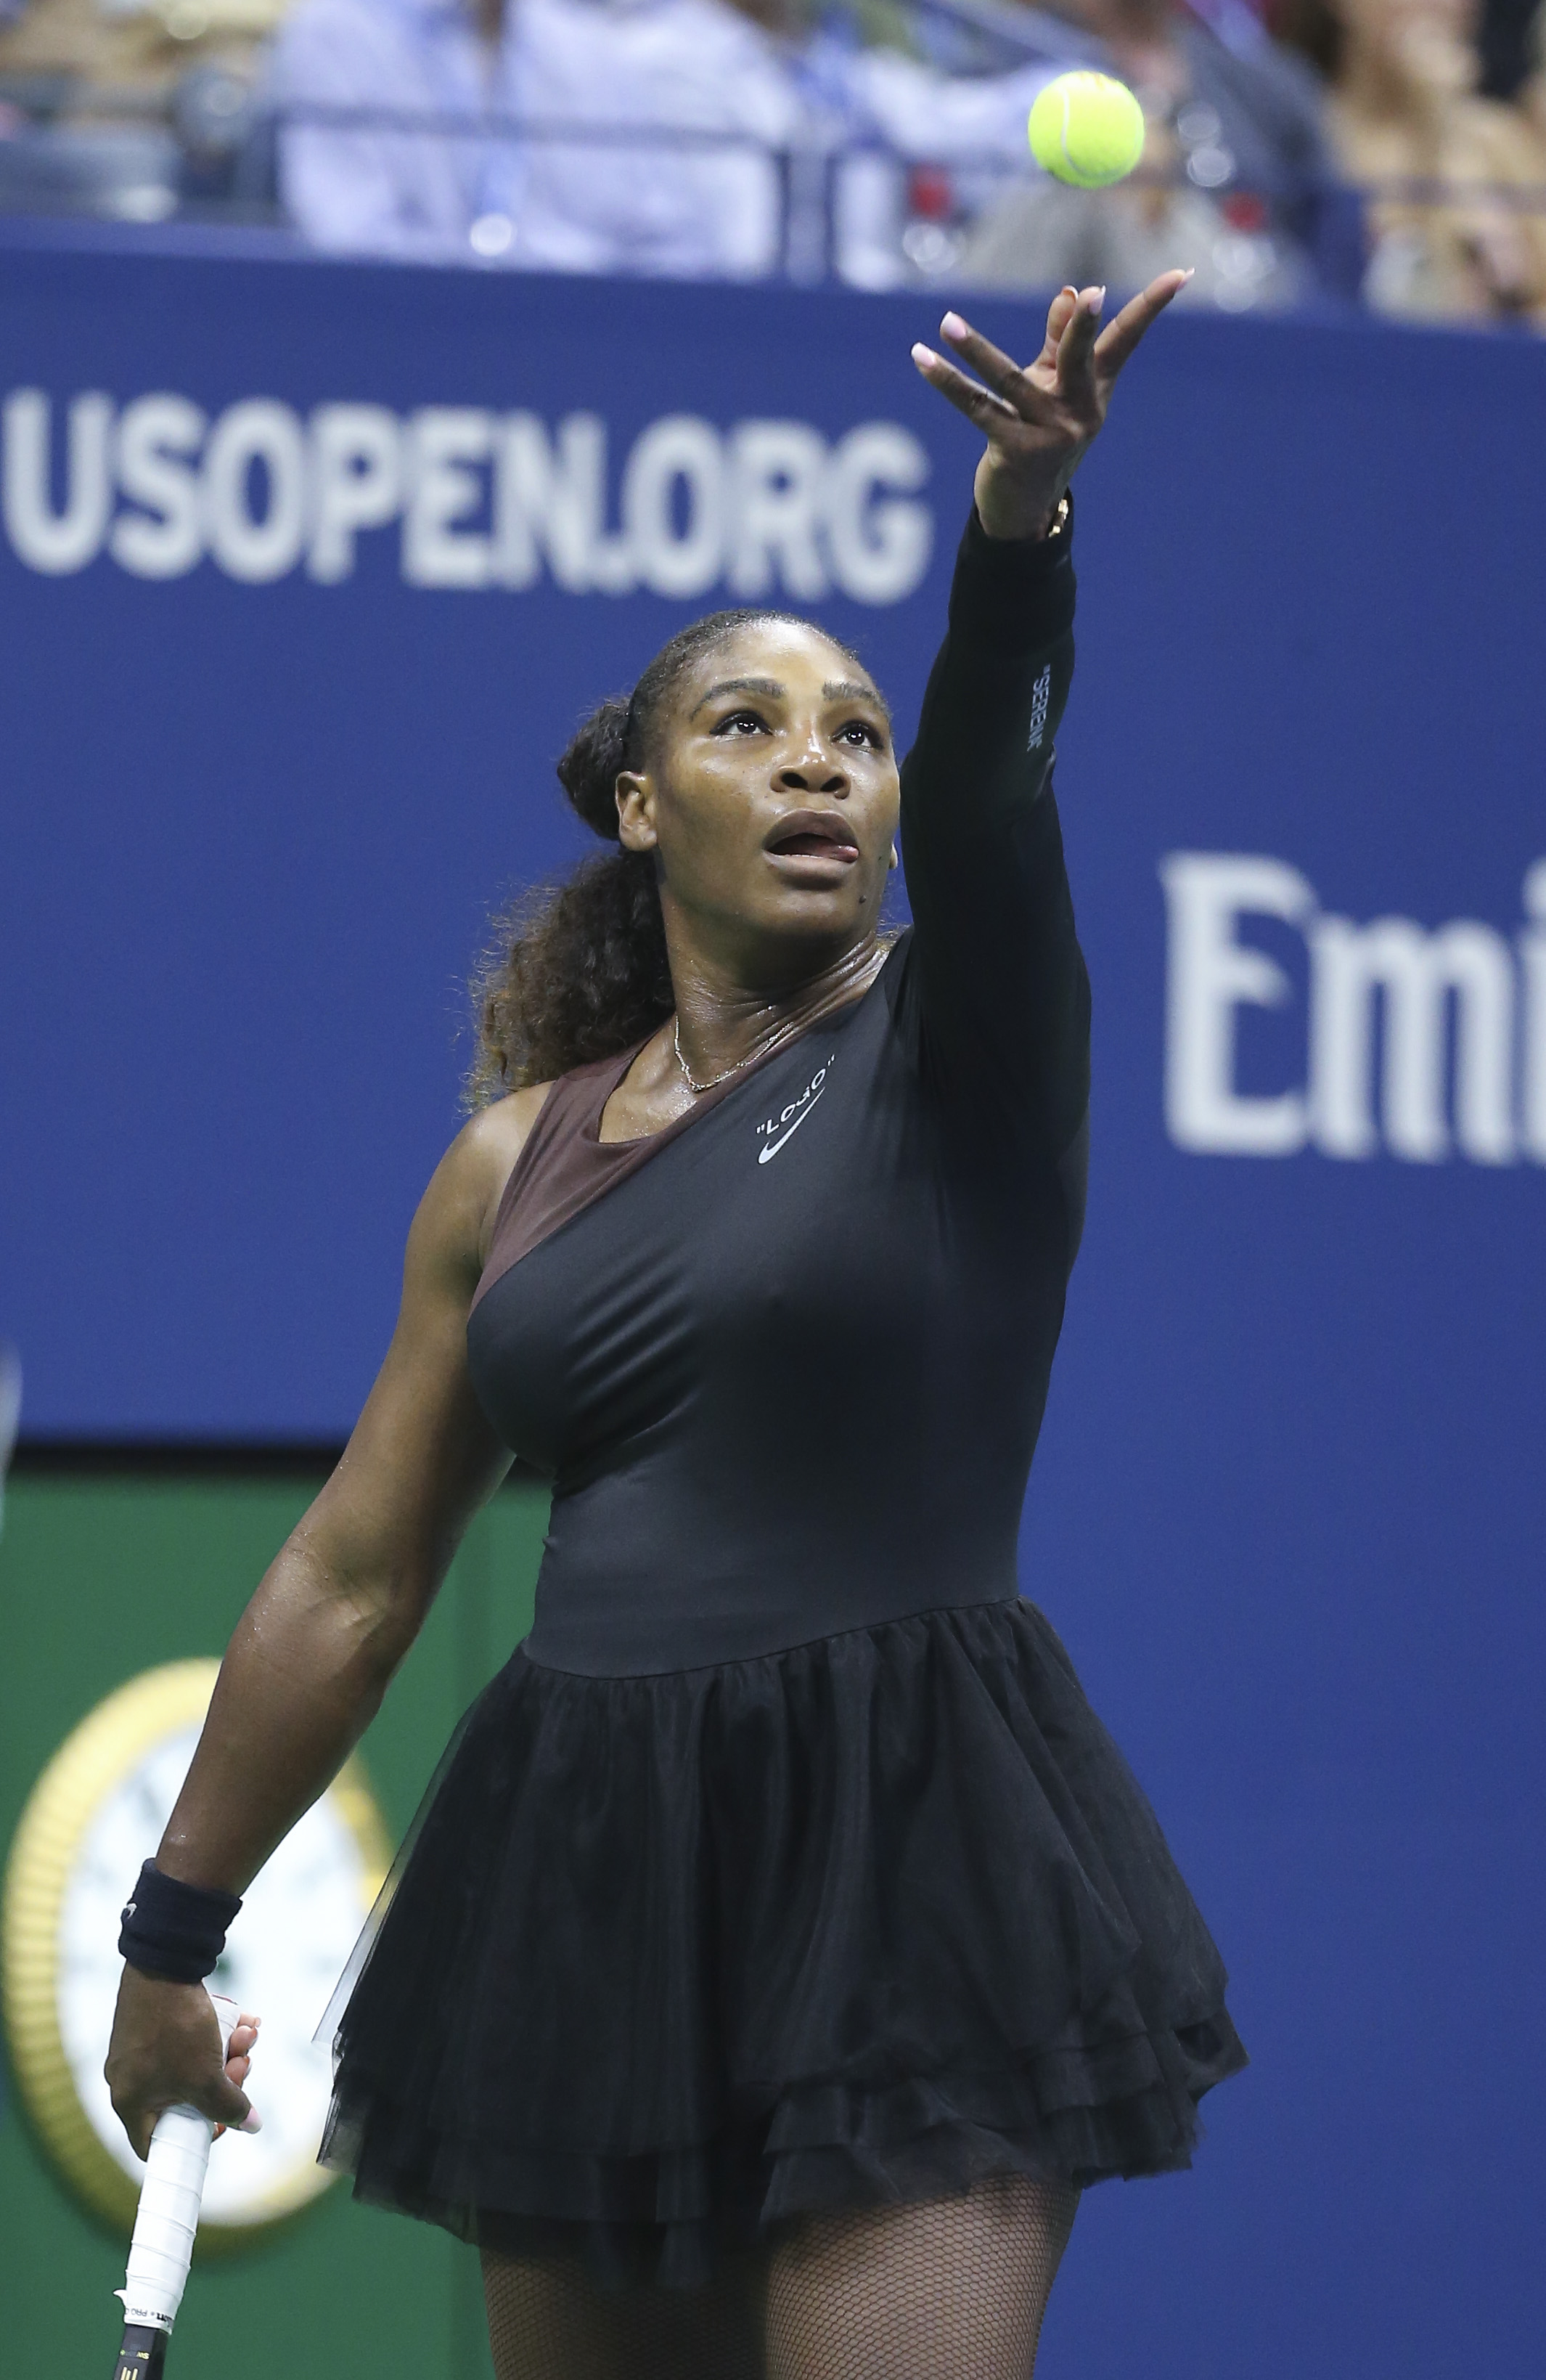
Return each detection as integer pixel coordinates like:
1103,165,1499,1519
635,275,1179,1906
906,505,1075,815
899,508,1087,1150
902,505,1078,960
155,1525,429,1894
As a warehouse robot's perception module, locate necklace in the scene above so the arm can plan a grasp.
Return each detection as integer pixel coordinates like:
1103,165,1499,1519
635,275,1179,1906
673,1014,798,1096
672,951,888,1096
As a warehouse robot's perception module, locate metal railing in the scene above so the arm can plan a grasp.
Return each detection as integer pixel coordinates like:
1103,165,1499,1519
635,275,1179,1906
1,71,1544,315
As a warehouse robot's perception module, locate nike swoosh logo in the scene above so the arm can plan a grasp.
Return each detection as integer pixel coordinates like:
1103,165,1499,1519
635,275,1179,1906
758,1082,827,1163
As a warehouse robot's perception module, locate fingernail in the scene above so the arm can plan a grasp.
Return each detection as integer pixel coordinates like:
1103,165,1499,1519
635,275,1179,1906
939,311,967,339
911,342,938,367
1088,285,1106,310
240,2108,263,2133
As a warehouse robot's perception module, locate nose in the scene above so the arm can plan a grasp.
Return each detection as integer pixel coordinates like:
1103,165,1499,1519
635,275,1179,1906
775,730,849,797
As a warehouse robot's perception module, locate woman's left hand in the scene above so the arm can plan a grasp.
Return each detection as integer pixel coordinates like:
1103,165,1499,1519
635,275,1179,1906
911,272,1190,542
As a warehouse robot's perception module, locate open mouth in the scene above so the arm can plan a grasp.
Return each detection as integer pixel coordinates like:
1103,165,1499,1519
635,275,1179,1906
765,811,861,865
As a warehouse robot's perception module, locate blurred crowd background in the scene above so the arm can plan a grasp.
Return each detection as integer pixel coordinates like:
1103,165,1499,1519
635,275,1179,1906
0,0,1542,324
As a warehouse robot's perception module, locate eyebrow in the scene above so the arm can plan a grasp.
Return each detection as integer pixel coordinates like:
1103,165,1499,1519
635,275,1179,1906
691,675,890,719
824,678,890,717
692,676,785,714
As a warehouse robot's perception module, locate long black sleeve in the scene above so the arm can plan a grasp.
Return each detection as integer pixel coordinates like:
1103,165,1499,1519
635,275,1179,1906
896,505,1089,1189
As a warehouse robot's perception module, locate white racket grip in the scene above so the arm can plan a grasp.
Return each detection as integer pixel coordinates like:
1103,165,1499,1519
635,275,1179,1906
116,1994,237,2333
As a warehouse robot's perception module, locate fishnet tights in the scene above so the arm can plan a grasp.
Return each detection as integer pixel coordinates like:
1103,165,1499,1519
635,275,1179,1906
483,2175,1079,2380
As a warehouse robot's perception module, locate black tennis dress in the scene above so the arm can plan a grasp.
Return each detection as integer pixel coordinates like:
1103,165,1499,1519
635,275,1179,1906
320,509,1247,2286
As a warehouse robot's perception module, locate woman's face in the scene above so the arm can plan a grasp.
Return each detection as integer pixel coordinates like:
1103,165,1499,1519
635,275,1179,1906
616,621,901,972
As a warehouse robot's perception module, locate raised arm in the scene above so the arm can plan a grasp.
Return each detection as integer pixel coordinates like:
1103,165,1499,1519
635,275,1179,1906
901,280,1187,1164
104,1091,543,2156
898,501,1083,1159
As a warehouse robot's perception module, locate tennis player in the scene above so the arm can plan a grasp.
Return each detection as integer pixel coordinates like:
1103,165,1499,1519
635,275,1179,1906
107,276,1246,2379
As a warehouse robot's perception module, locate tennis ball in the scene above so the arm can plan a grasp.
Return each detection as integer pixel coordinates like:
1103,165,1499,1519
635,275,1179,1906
1028,71,1146,190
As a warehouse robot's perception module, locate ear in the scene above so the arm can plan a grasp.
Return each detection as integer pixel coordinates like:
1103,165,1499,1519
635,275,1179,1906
615,770,658,854
888,841,899,871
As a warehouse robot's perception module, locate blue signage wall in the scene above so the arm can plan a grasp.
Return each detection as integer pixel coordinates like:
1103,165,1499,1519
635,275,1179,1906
1,237,1543,2379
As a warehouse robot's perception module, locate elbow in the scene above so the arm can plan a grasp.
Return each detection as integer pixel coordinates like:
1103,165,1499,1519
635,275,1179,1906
271,1528,435,1697
340,1568,433,1690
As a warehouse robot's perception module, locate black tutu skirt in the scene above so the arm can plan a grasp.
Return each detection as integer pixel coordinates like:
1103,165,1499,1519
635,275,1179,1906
320,1597,1246,2286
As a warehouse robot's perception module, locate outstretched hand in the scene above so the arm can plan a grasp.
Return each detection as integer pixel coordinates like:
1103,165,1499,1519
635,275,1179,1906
912,272,1190,542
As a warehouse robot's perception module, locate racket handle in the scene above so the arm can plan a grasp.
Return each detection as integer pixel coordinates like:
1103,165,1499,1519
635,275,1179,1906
112,2326,168,2380
111,1994,237,2358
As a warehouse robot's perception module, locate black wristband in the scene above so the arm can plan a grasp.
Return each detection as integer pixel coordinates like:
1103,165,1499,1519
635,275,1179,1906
118,1859,242,1984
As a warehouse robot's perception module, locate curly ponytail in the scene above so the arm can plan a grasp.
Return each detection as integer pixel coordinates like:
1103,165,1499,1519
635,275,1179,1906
468,607,874,1104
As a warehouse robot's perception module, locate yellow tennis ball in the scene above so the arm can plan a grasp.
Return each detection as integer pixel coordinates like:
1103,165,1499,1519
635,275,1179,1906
1028,71,1146,190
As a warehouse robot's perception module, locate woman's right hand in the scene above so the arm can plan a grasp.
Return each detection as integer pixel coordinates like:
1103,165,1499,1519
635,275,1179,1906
105,1965,261,2161
910,274,1190,542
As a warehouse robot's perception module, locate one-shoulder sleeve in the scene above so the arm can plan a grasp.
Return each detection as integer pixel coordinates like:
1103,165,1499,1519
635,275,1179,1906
892,503,1089,1213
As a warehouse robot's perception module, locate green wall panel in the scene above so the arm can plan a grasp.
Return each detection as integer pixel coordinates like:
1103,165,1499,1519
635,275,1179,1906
0,1467,549,2380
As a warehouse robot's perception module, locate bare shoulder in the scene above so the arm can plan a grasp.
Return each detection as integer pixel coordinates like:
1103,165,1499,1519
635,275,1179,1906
408,1084,556,1290
457,1085,555,1209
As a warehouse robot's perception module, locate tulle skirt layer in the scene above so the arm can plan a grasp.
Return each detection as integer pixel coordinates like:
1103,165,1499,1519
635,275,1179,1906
321,1597,1246,2286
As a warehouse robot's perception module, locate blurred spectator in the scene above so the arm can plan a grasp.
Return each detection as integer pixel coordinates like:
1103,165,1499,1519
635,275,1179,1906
827,33,1074,283
0,0,279,219
1517,0,1545,130
0,0,279,96
954,0,1341,306
274,0,1138,285
1476,0,1537,93
0,0,210,89
270,0,807,272
1276,0,1546,319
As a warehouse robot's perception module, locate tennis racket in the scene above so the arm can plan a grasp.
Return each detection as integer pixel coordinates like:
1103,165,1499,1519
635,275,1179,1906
110,1992,238,2380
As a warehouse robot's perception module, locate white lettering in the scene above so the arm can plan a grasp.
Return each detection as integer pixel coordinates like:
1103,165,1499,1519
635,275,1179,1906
492,413,544,591
1026,664,1052,753
822,423,931,604
111,394,205,579
621,415,723,600
404,407,494,589
1163,853,1543,1167
1309,914,1516,1164
308,404,402,584
729,420,828,600
1518,859,1546,1162
492,413,547,591
203,400,306,583
1,388,938,603
494,412,633,595
3,388,113,574
1160,853,1314,1154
